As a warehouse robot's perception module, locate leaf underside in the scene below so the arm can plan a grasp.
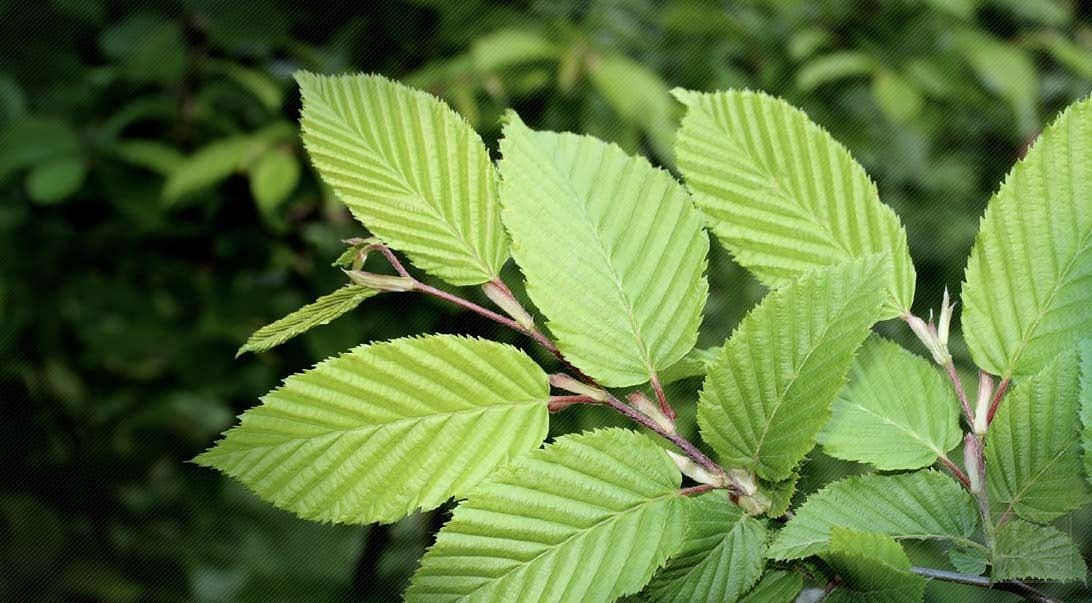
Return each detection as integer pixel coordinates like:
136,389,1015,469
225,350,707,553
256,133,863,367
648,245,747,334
197,335,549,524
498,114,709,387
820,335,961,470
961,97,1092,377
644,492,766,603
986,347,1092,523
767,470,979,560
674,88,915,318
236,284,380,356
297,72,508,285
698,257,886,481
406,428,688,603
992,520,1087,582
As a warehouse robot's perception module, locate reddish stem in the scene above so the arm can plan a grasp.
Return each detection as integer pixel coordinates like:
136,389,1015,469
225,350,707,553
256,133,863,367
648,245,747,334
649,371,676,420
986,377,1010,424
547,395,596,413
938,456,972,490
679,484,716,496
944,361,974,425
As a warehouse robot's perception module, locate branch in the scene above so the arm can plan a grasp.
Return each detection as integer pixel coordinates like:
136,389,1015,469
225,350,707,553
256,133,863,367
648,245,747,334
937,455,972,490
985,377,1011,424
911,567,1060,603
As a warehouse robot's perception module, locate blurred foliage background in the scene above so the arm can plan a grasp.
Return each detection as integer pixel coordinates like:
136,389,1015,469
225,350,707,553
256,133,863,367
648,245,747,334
2,0,1091,600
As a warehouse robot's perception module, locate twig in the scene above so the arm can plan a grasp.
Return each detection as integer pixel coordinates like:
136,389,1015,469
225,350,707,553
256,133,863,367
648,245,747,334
547,395,595,413
911,567,1059,602
679,483,716,496
943,360,974,425
985,377,1011,424
937,455,972,490
649,371,676,420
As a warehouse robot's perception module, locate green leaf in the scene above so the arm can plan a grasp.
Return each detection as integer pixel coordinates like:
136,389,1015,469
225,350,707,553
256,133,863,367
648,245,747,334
196,335,550,524
948,545,988,576
822,528,925,603
470,28,558,73
163,136,258,204
819,336,961,470
955,30,1038,134
25,155,86,204
659,347,718,385
644,492,766,603
109,140,184,175
297,72,507,286
767,471,980,560
698,257,886,480
249,148,300,212
674,88,915,318
236,285,380,356
961,97,1092,378
586,53,677,162
985,347,1092,523
0,117,79,181
1081,341,1092,487
739,571,802,603
795,51,875,90
406,428,688,602
992,520,1086,582
761,472,800,519
872,71,923,123
498,114,709,387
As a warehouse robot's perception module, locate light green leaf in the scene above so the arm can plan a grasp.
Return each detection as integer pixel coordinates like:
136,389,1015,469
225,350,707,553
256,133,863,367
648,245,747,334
961,97,1092,378
109,139,184,175
1081,341,1092,487
659,347,718,385
761,472,800,519
819,336,961,470
992,520,1086,582
470,29,558,73
674,88,915,318
163,136,260,204
739,571,802,603
249,148,300,212
196,335,550,524
406,428,688,602
822,528,925,603
297,72,507,286
587,53,677,162
986,347,1092,523
767,471,980,560
645,492,766,603
872,71,923,123
698,257,886,480
498,114,709,387
955,30,1038,134
796,51,875,90
25,155,86,204
236,285,380,356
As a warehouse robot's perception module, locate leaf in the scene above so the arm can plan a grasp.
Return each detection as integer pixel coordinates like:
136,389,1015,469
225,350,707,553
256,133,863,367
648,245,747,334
739,571,802,603
1081,341,1092,487
249,148,300,212
767,471,980,560
819,336,961,470
587,53,677,162
872,71,923,123
406,428,689,602
163,136,258,203
498,114,709,387
822,528,925,603
698,257,886,480
0,117,79,181
948,545,988,576
644,492,766,603
25,155,86,204
470,29,558,73
297,72,508,286
109,140,184,175
795,51,875,90
985,347,1092,523
992,520,1086,583
955,30,1038,134
196,335,550,524
673,88,915,318
659,347,718,385
961,97,1092,378
761,472,800,519
236,285,380,356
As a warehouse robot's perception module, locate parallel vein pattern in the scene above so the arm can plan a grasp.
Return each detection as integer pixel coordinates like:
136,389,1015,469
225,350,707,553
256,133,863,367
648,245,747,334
406,429,688,602
236,285,379,356
822,529,924,603
196,335,549,524
498,114,709,387
674,88,915,318
645,492,767,603
819,336,961,470
698,257,886,480
992,520,1087,582
962,97,1092,377
297,73,508,285
986,348,1092,523
767,471,980,560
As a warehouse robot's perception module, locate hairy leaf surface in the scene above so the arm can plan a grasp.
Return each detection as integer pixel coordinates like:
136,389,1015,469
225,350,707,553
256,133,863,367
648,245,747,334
993,520,1086,582
406,429,688,602
297,73,508,285
498,114,709,387
236,285,379,356
986,347,1091,523
674,88,915,317
822,528,925,603
767,471,979,560
196,335,549,524
645,492,766,603
819,336,961,470
962,97,1092,377
698,257,885,480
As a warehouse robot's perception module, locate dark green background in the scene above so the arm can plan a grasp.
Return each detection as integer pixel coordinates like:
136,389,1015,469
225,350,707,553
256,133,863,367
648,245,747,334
2,1,1090,600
